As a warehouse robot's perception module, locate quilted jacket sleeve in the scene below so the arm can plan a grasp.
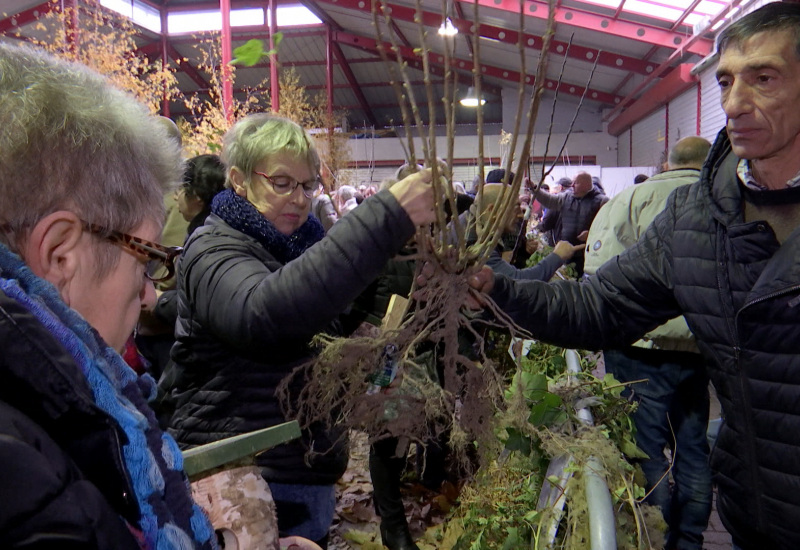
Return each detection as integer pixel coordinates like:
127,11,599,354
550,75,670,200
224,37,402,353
180,190,415,350
533,188,565,211
490,187,684,351
486,249,564,282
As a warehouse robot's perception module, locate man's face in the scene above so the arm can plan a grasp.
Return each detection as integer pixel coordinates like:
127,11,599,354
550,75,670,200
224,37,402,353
572,175,593,198
717,30,800,165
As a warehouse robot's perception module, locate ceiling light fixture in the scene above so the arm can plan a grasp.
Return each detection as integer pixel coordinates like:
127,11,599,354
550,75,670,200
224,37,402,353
438,17,458,36
459,87,486,107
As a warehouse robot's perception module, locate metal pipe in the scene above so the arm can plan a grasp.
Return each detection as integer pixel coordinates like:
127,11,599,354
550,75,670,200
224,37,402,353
584,457,617,550
564,349,616,550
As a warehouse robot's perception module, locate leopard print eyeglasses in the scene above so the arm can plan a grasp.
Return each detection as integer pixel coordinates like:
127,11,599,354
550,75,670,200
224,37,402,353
82,221,183,283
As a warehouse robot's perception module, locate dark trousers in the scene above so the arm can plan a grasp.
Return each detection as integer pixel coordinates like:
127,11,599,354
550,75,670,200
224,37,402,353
604,347,712,550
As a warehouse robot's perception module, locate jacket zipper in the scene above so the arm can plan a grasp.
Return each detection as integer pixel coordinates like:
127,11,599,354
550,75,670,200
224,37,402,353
108,419,140,518
732,282,800,535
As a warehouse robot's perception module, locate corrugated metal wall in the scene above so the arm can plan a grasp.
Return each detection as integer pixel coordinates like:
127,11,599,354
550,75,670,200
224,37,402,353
668,86,699,145
700,68,726,142
618,128,631,167
630,108,667,169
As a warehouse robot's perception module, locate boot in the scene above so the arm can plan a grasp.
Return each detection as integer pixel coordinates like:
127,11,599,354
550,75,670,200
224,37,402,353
370,439,420,550
379,522,420,550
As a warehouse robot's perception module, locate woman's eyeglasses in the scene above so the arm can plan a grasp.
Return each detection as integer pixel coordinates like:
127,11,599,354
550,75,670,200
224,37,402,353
82,221,182,283
252,171,321,199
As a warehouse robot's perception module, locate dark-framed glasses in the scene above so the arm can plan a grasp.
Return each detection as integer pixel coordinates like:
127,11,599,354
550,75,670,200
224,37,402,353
82,220,182,283
253,171,321,199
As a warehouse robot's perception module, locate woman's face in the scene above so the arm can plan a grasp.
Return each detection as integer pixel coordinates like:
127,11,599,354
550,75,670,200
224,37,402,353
175,186,205,222
238,152,313,236
70,220,159,352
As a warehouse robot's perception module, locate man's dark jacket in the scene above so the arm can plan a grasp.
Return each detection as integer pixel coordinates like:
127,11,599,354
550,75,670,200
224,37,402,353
0,291,141,549
534,186,608,245
490,130,800,549
167,190,416,485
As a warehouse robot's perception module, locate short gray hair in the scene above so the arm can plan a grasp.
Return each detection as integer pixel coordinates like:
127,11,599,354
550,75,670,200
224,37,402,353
0,43,181,274
668,136,711,170
717,3,800,59
221,114,320,187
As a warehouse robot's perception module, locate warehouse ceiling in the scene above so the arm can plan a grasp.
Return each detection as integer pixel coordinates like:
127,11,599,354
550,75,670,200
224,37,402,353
1,0,747,131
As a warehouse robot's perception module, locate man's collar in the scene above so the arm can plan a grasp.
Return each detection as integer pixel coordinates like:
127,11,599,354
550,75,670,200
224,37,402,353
737,159,800,191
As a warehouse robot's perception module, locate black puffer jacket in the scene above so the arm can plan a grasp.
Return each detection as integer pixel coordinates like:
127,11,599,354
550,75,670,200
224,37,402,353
490,130,800,549
533,186,608,245
168,190,416,485
344,247,416,329
0,291,141,549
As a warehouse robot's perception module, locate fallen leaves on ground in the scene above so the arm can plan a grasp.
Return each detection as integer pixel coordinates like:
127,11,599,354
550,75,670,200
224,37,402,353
329,431,458,550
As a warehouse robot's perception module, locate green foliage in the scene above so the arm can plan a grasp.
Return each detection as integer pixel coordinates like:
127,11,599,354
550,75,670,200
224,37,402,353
526,243,579,280
230,35,283,66
440,340,659,550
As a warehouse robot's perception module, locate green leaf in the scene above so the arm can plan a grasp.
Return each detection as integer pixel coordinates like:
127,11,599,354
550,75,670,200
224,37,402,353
603,373,625,397
507,371,549,401
504,428,532,456
528,392,565,426
469,529,484,550
230,37,281,67
501,527,520,550
342,530,373,544
620,438,650,459
523,510,542,523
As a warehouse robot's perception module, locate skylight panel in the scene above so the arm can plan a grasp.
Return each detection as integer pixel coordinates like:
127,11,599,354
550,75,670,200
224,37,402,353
168,8,265,34
277,6,322,26
131,2,160,33
623,0,685,22
167,6,320,34
574,0,732,27
577,0,622,9
100,0,161,33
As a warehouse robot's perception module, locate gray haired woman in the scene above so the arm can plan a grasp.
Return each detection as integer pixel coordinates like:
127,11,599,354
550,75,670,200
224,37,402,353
0,43,215,549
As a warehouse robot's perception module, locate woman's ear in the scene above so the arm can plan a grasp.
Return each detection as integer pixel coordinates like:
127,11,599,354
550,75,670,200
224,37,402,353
24,212,85,301
229,167,248,198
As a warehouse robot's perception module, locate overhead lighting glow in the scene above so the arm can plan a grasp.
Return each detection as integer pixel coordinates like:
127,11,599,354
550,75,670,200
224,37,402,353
460,87,486,107
438,17,458,36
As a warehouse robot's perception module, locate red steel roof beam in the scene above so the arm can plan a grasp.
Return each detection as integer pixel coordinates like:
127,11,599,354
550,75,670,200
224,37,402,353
604,0,743,122
460,0,712,57
613,0,628,20
331,41,379,127
333,30,620,104
0,1,53,33
607,63,695,136
672,0,705,30
314,0,658,76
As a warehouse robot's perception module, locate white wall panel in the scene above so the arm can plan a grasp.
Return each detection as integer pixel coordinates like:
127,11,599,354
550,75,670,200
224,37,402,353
668,86,699,147
630,108,667,169
700,68,726,143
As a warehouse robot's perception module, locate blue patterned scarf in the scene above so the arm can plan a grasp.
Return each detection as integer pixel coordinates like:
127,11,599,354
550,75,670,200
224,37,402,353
211,188,324,263
0,244,216,550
